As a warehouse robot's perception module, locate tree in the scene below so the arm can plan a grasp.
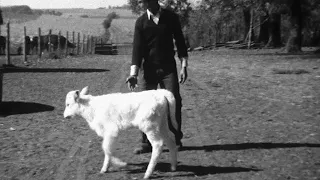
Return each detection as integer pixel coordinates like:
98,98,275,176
285,0,302,52
264,1,284,47
0,8,3,25
127,0,192,28
258,1,270,44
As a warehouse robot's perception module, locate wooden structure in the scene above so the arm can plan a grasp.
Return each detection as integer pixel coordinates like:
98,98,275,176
94,43,118,55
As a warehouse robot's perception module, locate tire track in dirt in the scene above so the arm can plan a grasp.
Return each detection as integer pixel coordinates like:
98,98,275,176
75,136,91,180
55,136,87,180
55,57,129,180
180,74,220,171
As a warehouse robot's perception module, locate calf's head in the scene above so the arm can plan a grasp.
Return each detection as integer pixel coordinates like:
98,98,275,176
63,86,89,119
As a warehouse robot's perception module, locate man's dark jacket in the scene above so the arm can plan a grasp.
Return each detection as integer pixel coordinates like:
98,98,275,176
132,8,188,70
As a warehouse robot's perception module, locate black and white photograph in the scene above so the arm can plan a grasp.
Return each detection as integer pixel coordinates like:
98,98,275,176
0,0,319,179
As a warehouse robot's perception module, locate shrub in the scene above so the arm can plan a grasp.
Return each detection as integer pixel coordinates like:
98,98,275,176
80,14,89,18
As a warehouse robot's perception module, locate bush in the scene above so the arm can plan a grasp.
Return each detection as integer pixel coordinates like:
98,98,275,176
1,5,33,15
101,12,120,42
80,14,89,18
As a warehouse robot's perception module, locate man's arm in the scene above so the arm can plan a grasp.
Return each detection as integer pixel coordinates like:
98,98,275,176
172,13,188,59
172,13,188,84
127,17,144,90
130,17,144,76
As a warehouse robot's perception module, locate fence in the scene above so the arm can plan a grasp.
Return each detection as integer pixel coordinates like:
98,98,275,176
0,21,100,66
94,43,132,55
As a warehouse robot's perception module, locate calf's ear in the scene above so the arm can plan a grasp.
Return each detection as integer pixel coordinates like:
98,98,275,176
80,86,89,95
75,90,80,102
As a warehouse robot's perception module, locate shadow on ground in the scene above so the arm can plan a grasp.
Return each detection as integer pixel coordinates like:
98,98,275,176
0,101,54,117
2,67,109,73
127,162,261,177
180,142,320,152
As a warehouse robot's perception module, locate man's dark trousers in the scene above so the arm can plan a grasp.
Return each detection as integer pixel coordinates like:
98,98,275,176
139,64,183,146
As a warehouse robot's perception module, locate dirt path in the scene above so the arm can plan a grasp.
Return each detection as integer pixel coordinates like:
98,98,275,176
1,50,319,180
51,56,130,180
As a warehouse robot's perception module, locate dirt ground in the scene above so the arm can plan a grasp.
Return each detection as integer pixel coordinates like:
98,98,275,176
0,48,319,180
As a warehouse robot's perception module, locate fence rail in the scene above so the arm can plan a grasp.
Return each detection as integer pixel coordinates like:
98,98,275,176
0,21,106,66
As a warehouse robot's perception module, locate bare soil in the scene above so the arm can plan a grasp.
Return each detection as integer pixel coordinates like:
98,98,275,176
0,48,319,180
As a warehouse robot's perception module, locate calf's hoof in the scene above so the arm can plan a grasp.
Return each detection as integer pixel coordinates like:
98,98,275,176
118,161,128,167
100,168,109,174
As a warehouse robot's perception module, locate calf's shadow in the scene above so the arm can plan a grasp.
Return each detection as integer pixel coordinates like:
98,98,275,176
0,101,54,117
127,162,261,178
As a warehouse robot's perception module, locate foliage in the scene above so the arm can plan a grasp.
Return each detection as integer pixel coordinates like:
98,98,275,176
127,0,192,27
186,0,320,48
127,0,144,15
80,14,89,18
102,12,120,42
43,10,63,16
1,5,40,24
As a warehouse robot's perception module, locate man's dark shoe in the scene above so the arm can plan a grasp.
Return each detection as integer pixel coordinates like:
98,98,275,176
133,144,152,154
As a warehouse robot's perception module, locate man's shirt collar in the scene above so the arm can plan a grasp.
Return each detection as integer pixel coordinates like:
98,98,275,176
147,7,162,20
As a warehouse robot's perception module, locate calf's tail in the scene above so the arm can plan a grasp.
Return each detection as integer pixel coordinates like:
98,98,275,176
162,90,178,131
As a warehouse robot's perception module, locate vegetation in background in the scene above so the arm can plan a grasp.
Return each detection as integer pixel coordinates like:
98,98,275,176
80,14,89,18
102,12,120,42
0,5,63,24
128,0,320,52
0,8,3,25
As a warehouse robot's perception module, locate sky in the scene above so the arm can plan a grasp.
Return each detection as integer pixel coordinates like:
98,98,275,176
0,0,128,9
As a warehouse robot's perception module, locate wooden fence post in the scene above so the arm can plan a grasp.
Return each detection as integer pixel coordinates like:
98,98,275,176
48,29,52,52
90,36,93,54
65,31,69,56
92,37,95,54
38,27,41,59
58,31,61,54
0,68,2,102
82,35,85,54
72,31,75,54
23,26,27,63
86,36,90,54
77,32,80,55
6,21,11,65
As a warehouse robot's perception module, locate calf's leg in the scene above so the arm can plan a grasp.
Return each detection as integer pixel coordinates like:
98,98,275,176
162,129,177,171
143,131,164,179
100,135,114,173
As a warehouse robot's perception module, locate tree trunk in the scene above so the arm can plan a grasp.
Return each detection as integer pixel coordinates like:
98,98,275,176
258,15,269,44
243,8,250,41
265,12,281,47
285,0,303,53
247,9,254,48
243,7,255,42
0,9,3,25
258,2,269,45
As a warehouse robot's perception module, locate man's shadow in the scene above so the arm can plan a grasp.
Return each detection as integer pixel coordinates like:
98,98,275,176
125,142,320,178
126,162,261,178
0,101,54,117
180,142,320,152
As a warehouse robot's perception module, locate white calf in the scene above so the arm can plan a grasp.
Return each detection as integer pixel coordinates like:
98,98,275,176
63,87,178,179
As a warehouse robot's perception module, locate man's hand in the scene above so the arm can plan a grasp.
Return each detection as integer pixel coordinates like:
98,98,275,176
126,75,138,91
179,67,188,84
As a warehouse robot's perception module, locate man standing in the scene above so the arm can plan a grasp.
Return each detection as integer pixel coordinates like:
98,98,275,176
126,0,188,154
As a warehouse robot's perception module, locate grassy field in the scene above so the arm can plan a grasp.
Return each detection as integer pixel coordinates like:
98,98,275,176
0,8,136,48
